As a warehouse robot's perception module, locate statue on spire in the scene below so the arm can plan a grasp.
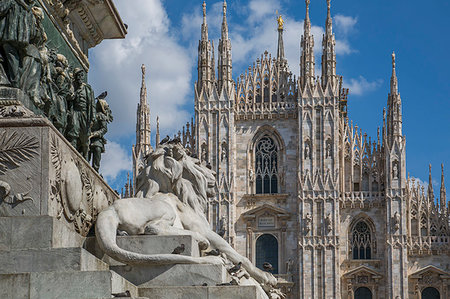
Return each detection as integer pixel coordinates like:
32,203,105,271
277,14,284,30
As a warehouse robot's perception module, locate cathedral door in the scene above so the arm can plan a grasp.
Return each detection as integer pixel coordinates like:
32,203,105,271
255,234,278,274
354,287,372,299
421,287,440,299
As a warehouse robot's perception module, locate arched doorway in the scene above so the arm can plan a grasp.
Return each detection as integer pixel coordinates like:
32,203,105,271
255,234,278,274
354,287,372,299
422,287,440,299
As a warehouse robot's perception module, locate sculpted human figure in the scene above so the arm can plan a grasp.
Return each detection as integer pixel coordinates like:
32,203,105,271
392,161,398,179
96,141,278,287
44,51,72,133
66,69,95,160
304,142,310,159
0,0,36,86
0,0,47,108
89,96,112,172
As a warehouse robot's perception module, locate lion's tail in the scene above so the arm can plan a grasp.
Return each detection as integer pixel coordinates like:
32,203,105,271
95,206,200,265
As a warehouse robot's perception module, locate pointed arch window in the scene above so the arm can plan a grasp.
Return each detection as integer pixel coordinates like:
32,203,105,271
351,220,373,259
255,135,278,194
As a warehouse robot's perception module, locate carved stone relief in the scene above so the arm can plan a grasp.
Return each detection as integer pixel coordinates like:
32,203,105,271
0,131,39,175
304,213,312,234
0,180,34,206
49,134,96,236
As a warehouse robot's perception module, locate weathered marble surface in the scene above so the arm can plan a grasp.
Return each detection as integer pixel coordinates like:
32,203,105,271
0,247,108,274
0,216,84,250
0,270,137,299
139,285,267,299
0,116,118,237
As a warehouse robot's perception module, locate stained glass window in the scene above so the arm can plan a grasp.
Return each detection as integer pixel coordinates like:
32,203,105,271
352,221,372,260
255,136,278,194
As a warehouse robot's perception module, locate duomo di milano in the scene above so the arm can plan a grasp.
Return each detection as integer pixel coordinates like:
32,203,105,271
126,1,450,298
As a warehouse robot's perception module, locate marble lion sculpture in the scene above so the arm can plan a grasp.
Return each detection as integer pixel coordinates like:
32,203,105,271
95,142,277,287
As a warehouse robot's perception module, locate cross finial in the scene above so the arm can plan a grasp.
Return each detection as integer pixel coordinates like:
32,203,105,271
392,51,396,68
141,64,145,76
223,0,227,16
203,1,206,18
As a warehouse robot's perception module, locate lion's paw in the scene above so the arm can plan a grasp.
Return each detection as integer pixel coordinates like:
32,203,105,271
263,272,278,287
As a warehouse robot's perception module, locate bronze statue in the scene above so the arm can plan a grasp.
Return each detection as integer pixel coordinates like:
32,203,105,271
0,0,46,108
66,69,95,160
89,93,112,172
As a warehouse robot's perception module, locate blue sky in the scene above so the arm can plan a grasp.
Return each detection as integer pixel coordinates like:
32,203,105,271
88,0,449,194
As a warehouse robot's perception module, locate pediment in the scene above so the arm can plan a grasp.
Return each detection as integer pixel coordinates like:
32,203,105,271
410,265,450,279
343,265,382,279
242,204,290,220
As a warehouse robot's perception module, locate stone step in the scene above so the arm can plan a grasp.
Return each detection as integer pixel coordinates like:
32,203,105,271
111,263,229,287
0,247,108,274
84,234,200,266
138,285,268,299
0,270,138,299
0,216,84,251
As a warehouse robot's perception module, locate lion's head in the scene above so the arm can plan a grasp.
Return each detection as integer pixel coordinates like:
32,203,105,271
136,142,216,215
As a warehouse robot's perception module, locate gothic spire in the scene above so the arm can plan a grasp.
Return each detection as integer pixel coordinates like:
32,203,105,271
428,164,434,201
304,0,311,35
197,1,214,93
326,0,332,35
440,164,447,212
218,0,233,93
156,116,160,146
136,64,151,155
221,0,228,40
321,0,337,89
386,52,403,145
140,64,147,104
277,14,285,61
300,0,315,89
201,1,208,41
390,52,398,94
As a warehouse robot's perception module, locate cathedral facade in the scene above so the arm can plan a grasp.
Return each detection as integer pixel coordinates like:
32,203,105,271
131,1,450,298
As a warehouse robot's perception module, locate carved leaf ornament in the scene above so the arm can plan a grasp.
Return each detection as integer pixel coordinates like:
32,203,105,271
0,131,38,174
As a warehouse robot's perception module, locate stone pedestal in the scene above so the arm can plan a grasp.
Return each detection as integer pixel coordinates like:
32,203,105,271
0,115,118,237
85,234,269,299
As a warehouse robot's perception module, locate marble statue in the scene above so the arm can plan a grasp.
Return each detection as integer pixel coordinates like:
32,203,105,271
95,141,278,287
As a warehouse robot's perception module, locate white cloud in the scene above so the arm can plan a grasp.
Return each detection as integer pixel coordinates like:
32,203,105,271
334,15,357,36
99,141,132,182
248,0,280,23
335,39,352,55
89,0,192,139
345,76,382,96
